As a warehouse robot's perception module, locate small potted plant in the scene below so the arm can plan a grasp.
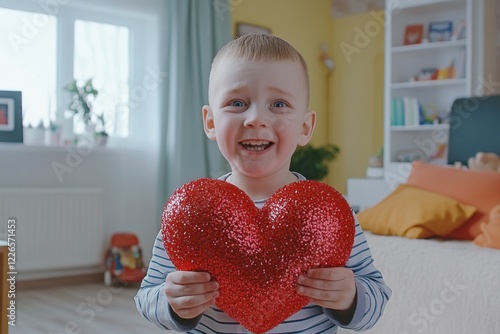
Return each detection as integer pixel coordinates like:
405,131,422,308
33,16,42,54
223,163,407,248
94,114,109,146
290,144,340,181
23,121,46,146
44,120,61,146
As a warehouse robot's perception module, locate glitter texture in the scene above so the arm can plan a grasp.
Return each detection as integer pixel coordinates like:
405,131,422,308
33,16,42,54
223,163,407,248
162,178,355,334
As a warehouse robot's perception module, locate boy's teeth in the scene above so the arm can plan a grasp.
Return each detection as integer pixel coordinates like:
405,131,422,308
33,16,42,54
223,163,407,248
244,141,268,145
240,141,272,151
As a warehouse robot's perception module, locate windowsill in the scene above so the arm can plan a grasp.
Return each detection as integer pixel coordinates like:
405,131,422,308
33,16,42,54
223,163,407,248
0,142,152,155
0,142,114,154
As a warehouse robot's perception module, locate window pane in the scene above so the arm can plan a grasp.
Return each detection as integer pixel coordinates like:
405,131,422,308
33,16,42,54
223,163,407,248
74,20,130,137
0,8,57,128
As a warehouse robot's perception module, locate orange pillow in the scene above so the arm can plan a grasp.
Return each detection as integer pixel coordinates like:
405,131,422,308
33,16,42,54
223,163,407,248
473,205,500,249
357,184,476,239
407,162,500,240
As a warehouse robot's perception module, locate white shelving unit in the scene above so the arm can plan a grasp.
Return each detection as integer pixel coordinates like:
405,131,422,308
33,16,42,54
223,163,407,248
383,0,497,181
497,0,500,84
347,0,498,208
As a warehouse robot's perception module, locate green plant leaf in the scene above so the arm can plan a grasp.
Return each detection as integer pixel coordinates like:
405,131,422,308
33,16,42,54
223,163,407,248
290,144,340,180
64,77,105,132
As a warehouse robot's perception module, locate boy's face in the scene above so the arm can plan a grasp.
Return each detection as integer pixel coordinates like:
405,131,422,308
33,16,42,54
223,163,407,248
203,58,315,179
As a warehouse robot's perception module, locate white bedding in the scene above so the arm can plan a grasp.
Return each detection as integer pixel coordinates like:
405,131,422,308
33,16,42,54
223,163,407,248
339,232,500,334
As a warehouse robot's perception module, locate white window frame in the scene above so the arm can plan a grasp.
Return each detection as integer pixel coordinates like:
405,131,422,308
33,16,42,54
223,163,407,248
0,0,160,142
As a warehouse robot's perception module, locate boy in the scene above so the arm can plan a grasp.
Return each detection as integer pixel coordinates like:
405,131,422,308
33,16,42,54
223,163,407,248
135,34,391,333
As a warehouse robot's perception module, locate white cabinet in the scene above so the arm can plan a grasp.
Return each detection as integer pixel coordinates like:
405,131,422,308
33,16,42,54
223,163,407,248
346,178,391,212
383,0,497,181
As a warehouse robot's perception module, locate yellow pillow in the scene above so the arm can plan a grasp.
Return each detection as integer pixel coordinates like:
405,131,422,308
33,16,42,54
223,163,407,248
357,184,477,239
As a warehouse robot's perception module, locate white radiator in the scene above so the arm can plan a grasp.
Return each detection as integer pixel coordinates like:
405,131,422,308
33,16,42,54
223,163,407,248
0,188,104,275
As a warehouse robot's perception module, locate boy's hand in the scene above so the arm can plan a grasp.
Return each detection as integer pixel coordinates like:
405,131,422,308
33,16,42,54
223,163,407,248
297,267,356,311
165,271,219,320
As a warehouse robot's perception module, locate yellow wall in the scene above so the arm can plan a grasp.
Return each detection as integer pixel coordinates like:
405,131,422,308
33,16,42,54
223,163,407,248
231,0,332,145
329,12,385,192
231,2,384,194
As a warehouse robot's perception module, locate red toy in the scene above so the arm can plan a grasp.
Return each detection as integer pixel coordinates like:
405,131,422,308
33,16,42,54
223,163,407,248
162,178,355,334
104,233,146,286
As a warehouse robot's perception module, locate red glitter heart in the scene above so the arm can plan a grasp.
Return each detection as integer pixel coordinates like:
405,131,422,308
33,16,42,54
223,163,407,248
162,178,355,334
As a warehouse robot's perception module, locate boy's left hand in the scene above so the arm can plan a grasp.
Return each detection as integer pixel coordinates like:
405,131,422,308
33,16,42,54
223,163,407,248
297,267,356,311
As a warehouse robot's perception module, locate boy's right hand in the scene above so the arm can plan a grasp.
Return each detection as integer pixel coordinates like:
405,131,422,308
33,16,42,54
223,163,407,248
165,271,219,320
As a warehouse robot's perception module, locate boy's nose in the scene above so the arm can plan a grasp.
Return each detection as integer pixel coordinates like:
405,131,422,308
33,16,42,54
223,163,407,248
243,104,270,128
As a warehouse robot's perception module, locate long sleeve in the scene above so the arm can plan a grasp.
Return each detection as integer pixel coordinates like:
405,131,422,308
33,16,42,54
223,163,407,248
134,231,200,332
325,214,392,330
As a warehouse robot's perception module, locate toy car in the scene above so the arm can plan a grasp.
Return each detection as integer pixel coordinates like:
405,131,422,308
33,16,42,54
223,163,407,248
104,232,147,286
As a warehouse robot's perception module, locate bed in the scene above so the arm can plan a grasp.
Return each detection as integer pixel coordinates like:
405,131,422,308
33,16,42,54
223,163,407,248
340,95,500,334
339,232,500,334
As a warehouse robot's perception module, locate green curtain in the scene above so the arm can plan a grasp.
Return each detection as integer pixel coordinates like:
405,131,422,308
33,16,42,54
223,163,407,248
159,0,232,209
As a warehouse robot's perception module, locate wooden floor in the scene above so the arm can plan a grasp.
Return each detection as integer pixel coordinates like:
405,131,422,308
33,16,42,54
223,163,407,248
11,283,176,334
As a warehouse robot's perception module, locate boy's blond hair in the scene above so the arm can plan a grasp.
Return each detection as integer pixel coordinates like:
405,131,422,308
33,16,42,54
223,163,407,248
209,34,310,104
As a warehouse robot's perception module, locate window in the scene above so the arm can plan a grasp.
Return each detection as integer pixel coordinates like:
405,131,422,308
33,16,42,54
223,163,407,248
0,7,57,127
74,20,130,136
0,0,155,138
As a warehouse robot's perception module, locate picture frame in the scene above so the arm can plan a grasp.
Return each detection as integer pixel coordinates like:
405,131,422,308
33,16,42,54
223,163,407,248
0,90,23,143
404,24,424,45
236,22,272,37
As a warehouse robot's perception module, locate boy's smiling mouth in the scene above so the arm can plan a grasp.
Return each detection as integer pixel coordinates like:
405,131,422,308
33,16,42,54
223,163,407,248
239,140,274,151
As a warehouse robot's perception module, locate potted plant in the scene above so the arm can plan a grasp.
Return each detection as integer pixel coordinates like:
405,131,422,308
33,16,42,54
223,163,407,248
44,120,61,146
23,121,46,146
290,144,340,181
64,78,108,146
94,114,109,146
65,78,98,128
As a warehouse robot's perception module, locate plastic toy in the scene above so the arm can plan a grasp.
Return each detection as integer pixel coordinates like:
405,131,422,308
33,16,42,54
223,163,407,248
104,232,146,286
468,152,500,172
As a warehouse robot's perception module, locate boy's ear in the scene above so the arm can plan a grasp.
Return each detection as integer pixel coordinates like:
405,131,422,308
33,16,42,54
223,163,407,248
202,105,216,140
298,110,316,146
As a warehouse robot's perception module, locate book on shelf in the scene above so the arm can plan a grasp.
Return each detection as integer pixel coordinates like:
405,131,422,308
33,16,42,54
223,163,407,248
391,98,405,126
404,24,424,45
391,97,426,126
453,47,466,78
451,19,466,41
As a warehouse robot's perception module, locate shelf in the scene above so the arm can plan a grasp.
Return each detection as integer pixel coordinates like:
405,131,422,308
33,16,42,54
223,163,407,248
392,39,467,53
391,79,466,89
390,124,450,131
383,0,495,180
394,0,465,11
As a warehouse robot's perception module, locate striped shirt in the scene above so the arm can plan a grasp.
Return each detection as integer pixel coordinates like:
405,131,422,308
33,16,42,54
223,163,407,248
135,174,391,333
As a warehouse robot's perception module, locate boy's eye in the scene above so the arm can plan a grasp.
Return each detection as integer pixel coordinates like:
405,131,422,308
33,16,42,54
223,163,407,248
272,101,287,108
229,100,245,107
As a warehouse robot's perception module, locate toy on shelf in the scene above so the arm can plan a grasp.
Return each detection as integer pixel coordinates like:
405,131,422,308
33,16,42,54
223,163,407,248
468,152,500,172
104,232,146,286
428,21,453,42
411,64,456,82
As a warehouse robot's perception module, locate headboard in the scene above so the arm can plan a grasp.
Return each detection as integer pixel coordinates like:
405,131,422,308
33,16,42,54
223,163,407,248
447,94,500,165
